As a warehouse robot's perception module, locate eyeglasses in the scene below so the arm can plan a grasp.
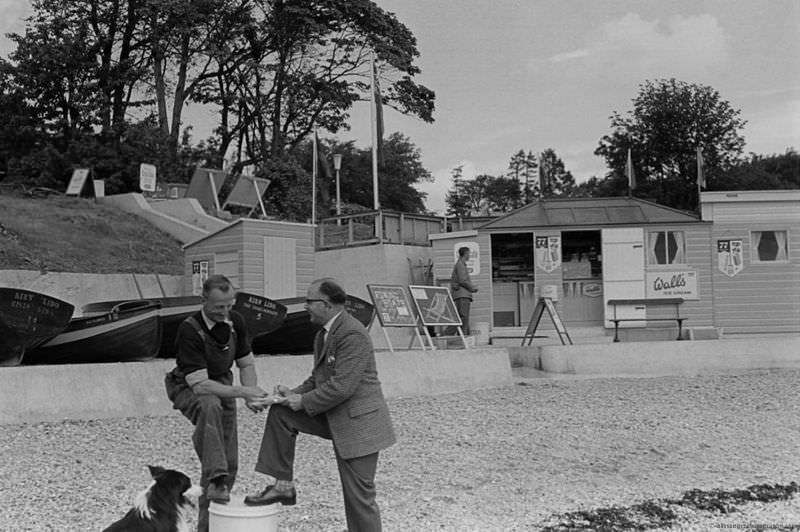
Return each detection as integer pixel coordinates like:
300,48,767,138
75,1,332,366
305,298,329,305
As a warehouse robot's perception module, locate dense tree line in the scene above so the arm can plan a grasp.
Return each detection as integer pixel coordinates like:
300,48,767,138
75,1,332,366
0,0,436,219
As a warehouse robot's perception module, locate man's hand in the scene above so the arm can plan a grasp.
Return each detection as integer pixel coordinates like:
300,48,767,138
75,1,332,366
273,384,291,397
279,393,303,411
242,385,268,402
246,394,279,413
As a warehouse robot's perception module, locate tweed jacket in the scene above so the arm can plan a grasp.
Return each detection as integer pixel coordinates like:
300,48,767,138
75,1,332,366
451,259,477,300
293,311,396,460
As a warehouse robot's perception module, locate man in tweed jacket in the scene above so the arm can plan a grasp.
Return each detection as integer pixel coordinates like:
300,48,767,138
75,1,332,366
245,278,396,531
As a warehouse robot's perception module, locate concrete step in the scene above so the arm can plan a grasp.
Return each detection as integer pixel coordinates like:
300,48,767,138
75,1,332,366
491,325,613,347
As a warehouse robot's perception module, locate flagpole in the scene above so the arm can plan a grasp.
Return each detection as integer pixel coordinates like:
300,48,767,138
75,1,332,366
370,52,379,211
696,146,704,212
312,131,318,225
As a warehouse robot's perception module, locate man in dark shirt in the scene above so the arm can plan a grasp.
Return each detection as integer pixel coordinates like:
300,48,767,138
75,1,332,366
164,274,269,532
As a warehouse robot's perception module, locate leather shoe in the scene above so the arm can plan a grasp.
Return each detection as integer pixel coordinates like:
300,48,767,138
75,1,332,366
244,485,296,506
206,483,230,504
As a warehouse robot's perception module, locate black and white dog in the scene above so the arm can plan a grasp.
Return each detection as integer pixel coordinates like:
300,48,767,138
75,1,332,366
103,465,202,532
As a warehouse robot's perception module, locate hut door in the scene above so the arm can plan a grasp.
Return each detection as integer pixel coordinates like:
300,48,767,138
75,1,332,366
601,228,645,328
263,236,296,298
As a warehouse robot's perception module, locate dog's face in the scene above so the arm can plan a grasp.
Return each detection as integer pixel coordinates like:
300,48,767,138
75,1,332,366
147,465,203,502
104,466,202,532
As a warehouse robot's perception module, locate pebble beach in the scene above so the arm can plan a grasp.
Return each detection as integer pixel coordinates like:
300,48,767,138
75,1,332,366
1,368,799,531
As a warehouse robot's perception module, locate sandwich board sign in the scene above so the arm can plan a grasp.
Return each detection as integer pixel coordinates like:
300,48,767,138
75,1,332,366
367,284,428,351
66,168,92,196
408,284,467,348
139,163,157,193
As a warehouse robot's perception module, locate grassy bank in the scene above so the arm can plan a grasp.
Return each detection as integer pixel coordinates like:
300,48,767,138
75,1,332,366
0,189,184,274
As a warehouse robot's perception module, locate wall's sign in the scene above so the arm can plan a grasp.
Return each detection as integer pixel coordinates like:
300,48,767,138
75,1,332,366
646,270,698,299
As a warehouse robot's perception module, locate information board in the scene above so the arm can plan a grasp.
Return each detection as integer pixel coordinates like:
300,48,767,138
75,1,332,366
139,163,157,192
66,168,91,196
408,285,461,327
367,284,418,327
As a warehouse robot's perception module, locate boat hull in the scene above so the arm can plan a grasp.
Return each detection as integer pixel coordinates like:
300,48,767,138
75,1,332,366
83,296,201,358
24,301,162,365
252,295,375,355
0,288,74,366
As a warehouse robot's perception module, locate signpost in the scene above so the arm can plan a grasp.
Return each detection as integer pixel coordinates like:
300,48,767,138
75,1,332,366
66,169,92,196
408,284,467,349
367,284,428,351
139,163,157,193
521,297,572,346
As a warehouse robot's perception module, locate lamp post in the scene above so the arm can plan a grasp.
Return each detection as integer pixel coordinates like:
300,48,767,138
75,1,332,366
333,153,343,223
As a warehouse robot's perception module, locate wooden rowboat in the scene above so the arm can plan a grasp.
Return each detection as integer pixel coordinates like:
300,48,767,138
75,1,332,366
23,300,162,365
0,288,75,366
251,295,375,355
83,296,202,358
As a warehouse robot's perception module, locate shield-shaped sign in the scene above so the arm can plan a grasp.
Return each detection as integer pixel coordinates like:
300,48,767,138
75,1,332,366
717,239,743,277
536,235,561,273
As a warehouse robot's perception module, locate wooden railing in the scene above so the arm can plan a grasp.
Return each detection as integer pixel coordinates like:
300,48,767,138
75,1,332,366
316,210,448,249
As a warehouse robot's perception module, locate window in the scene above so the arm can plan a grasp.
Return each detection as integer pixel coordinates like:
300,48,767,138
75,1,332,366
751,231,788,262
647,231,685,265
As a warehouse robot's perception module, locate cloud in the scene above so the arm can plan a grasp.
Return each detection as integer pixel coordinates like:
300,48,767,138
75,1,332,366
550,13,730,76
550,48,591,63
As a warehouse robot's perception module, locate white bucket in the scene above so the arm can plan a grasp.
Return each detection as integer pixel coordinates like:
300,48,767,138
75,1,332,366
209,494,281,532
474,322,490,346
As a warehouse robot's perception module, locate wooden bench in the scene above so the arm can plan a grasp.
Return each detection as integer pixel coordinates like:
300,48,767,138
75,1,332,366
607,298,686,342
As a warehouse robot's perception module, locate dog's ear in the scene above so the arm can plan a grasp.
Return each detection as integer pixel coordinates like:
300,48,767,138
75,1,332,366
148,465,166,478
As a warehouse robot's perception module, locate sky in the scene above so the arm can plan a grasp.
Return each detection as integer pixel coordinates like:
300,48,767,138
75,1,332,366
1,0,798,214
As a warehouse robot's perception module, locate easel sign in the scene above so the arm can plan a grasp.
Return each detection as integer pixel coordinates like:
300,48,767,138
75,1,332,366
522,297,573,346
408,284,468,349
66,168,92,196
367,284,427,351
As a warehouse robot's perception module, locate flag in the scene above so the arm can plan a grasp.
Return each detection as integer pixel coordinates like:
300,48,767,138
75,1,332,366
625,148,636,191
696,146,706,189
371,55,385,169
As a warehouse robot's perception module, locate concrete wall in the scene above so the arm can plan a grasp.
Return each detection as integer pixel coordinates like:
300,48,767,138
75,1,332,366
0,348,513,424
0,270,184,315
537,335,800,376
100,193,210,244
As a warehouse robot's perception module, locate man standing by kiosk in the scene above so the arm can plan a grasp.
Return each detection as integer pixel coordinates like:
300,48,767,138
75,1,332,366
450,246,478,334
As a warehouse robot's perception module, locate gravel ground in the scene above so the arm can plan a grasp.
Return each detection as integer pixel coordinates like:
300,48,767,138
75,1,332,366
1,369,800,531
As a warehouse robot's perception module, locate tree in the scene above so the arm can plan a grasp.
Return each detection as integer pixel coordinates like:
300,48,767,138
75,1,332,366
539,148,576,198
595,78,746,210
197,0,436,168
506,149,537,205
281,132,431,220
445,165,470,216
715,149,799,190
